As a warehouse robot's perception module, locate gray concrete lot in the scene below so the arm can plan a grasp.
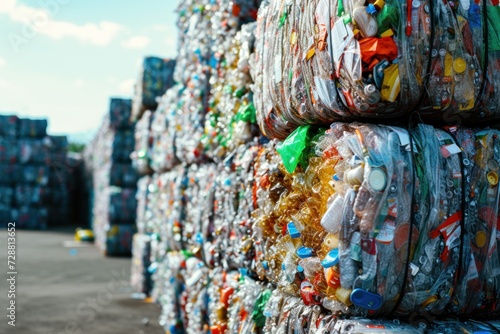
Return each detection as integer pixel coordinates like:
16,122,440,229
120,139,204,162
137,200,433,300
0,229,163,334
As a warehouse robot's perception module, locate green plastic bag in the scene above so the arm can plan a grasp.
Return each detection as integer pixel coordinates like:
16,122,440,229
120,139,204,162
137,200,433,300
277,126,325,174
277,125,311,174
251,289,271,328
377,3,400,35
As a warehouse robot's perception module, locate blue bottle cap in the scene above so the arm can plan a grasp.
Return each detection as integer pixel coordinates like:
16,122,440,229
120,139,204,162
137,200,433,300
296,246,314,258
262,261,269,270
474,332,493,334
297,265,304,273
281,263,286,270
287,222,301,238
148,262,158,274
350,289,383,310
333,174,340,181
321,248,340,268
239,268,248,277
366,3,378,15
195,232,204,244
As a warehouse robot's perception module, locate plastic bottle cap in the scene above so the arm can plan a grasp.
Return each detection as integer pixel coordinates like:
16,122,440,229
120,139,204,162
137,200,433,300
262,261,269,270
368,168,387,192
281,263,286,270
296,246,314,258
297,265,304,272
333,174,340,181
488,159,499,171
474,332,493,334
476,231,487,248
195,233,204,244
287,222,301,238
321,248,340,268
487,171,498,186
366,4,377,15
350,289,383,310
453,57,467,74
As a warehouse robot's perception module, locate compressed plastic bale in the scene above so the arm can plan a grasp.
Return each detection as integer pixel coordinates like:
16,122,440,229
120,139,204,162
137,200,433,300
14,185,50,206
251,123,500,318
398,125,463,316
109,163,138,188
251,0,498,140
131,111,153,175
450,127,500,317
108,187,137,223
0,187,14,206
111,130,135,163
182,163,217,262
0,138,19,164
15,206,48,230
109,98,134,130
312,123,413,316
0,115,19,137
18,118,48,138
153,252,185,333
18,165,49,186
130,233,153,295
132,57,176,121
209,144,261,271
135,176,152,234
105,224,137,256
45,135,68,152
150,86,181,173
19,139,49,165
0,165,19,185
203,23,259,160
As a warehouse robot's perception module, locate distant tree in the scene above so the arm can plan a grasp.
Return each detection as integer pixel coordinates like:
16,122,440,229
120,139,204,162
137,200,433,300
68,142,86,153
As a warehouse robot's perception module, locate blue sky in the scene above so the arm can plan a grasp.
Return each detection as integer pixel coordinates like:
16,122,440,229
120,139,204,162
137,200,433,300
0,0,179,141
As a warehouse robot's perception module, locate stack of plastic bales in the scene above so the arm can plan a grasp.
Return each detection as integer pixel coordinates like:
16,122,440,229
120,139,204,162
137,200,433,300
128,0,500,332
86,98,137,256
16,118,52,229
46,135,76,226
0,115,21,227
0,115,54,229
130,55,178,293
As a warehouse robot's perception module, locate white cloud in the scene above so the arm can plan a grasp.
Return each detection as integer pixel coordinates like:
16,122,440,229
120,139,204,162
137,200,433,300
0,0,16,13
121,36,150,49
74,79,84,88
117,79,135,95
1,0,124,46
0,57,5,66
43,21,123,46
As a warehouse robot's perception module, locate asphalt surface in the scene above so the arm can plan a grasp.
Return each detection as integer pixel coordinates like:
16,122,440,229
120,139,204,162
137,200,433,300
0,229,164,334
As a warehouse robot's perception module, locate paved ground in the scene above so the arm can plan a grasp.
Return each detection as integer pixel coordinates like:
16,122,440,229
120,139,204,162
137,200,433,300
0,229,164,334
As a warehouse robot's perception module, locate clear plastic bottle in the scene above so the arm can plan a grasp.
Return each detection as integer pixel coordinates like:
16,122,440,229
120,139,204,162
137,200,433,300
352,7,378,38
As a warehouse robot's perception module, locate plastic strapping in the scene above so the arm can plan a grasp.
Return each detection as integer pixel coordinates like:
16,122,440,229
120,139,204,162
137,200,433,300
476,0,490,108
446,127,467,294
388,111,419,316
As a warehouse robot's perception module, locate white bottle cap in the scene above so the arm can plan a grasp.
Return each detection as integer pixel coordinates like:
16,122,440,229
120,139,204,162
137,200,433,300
368,168,387,192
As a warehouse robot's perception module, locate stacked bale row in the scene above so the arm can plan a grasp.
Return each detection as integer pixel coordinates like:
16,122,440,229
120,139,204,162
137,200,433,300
85,99,138,256
0,115,74,229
